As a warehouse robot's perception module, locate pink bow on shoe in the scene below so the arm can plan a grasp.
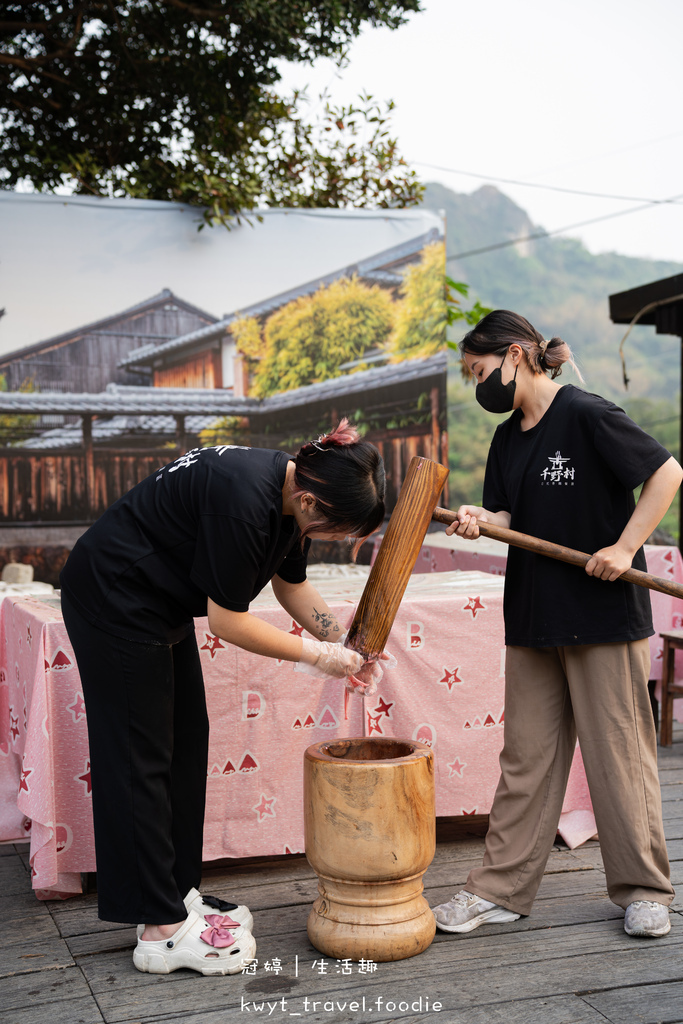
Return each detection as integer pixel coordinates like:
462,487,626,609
200,914,241,948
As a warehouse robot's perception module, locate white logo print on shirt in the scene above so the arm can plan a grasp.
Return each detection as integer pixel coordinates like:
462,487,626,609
540,451,575,485
156,445,252,481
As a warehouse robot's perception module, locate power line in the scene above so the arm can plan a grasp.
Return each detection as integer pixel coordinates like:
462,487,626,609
446,193,683,263
414,160,683,206
531,129,683,178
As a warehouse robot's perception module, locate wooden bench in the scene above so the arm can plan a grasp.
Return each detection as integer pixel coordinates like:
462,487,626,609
659,628,683,746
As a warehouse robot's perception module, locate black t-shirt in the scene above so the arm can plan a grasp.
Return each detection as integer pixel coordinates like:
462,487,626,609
60,446,310,643
483,385,671,647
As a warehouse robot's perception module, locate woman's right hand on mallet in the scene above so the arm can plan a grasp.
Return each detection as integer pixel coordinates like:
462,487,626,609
445,505,489,539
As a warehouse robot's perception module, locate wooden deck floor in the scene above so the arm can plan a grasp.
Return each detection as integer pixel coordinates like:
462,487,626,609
2,726,683,1024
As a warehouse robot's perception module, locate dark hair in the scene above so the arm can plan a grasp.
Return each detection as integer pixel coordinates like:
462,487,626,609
460,309,582,381
292,419,385,552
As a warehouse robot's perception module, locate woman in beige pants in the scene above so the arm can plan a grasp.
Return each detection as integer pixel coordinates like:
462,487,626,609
432,309,682,938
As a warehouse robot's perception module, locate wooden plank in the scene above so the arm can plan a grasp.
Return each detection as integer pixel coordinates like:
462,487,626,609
406,995,609,1024
76,934,683,1023
0,853,32,897
665,837,683,860
665,818,683,840
658,747,683,766
0,995,104,1024
582,981,683,1024
139,1013,430,1024
552,845,606,871
663,794,683,817
200,856,315,887
4,753,683,1024
424,862,610,900
0,935,74,978
666,863,683,886
65,926,138,959
48,904,143,940
0,891,61,948
0,966,98,1017
147,998,609,1024
62,863,617,958
659,783,683,801
80,918,666,993
48,858,318,936
0,844,22,858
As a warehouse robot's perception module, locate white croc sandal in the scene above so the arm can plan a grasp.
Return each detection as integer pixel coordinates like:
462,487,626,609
133,909,256,976
137,888,254,940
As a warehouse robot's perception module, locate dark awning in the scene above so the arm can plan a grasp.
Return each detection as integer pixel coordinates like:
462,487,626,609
609,273,683,336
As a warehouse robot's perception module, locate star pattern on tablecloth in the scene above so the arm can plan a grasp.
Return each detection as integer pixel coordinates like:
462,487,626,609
439,667,462,691
19,767,32,793
67,693,87,723
367,712,383,735
9,712,20,743
373,697,393,718
289,621,304,637
200,633,225,659
463,596,485,618
447,757,466,779
76,760,92,795
253,794,276,822
26,624,32,649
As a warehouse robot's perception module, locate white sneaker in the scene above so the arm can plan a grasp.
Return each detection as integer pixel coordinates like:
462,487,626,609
624,900,671,937
432,890,520,933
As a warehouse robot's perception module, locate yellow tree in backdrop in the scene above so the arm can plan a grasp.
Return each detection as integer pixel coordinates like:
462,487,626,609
388,242,447,361
252,276,394,398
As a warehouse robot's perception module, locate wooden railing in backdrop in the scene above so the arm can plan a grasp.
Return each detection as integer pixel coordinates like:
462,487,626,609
0,425,447,524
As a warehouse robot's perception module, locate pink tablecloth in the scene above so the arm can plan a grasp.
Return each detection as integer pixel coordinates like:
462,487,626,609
0,567,593,899
642,546,683,719
379,536,683,721
371,533,508,577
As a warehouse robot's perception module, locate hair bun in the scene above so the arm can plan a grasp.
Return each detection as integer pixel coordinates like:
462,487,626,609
316,418,360,448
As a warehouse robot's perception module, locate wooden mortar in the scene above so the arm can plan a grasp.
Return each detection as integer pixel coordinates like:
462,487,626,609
304,736,436,962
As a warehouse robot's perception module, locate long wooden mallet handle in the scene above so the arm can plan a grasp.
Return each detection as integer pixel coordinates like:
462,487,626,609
346,457,450,659
432,506,683,601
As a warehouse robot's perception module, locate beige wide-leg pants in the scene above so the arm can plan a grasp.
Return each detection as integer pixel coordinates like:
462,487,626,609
467,640,673,914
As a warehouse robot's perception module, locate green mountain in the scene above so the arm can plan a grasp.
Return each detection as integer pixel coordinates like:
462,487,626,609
423,182,683,537
423,182,683,403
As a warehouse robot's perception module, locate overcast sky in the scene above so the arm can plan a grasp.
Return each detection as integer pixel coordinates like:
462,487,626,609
277,0,683,265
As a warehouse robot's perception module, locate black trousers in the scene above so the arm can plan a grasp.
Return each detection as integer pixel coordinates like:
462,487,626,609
61,593,209,924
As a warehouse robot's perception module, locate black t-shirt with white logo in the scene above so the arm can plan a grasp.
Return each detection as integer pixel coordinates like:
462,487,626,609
483,385,671,647
60,446,309,644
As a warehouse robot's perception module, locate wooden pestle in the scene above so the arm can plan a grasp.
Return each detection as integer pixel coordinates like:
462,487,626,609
345,456,449,660
432,506,683,601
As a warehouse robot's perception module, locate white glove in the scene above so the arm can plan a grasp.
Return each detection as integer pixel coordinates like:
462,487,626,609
344,650,398,696
295,638,364,679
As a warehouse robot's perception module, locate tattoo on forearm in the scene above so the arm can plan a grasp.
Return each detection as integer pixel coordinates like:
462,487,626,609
312,607,341,639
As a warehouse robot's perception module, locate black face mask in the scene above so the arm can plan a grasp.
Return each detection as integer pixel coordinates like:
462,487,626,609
475,354,518,414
